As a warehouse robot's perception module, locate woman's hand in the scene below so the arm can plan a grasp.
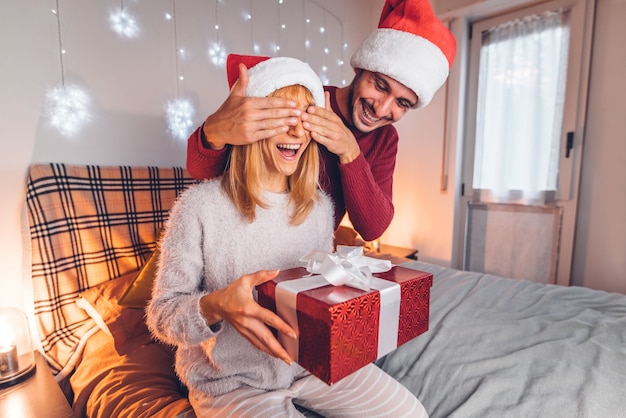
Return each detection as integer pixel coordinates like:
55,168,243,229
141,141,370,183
199,269,296,365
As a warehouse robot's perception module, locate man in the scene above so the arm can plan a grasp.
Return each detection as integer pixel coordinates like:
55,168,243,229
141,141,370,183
186,0,456,241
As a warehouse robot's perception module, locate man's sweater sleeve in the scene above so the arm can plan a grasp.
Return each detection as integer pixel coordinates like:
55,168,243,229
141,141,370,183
338,127,397,241
186,125,230,180
339,154,395,241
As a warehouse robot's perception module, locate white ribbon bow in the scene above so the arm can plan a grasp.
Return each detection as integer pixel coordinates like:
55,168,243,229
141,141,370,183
299,246,393,291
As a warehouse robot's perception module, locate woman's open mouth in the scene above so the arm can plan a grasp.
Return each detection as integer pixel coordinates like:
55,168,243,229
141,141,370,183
276,143,301,158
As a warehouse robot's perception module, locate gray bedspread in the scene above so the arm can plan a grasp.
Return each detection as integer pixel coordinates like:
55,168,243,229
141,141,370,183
375,261,626,418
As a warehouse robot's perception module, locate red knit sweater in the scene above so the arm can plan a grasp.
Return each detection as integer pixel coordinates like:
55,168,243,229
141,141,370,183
186,86,397,241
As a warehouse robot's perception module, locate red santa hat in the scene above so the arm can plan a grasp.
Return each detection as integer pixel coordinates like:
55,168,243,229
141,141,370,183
350,0,456,109
226,54,325,107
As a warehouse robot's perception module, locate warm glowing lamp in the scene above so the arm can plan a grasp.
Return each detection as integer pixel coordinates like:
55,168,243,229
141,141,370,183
0,308,36,388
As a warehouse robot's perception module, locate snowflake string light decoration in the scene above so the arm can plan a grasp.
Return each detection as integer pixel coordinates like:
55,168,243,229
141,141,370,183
166,99,195,140
208,42,227,67
164,0,195,141
208,0,227,68
46,2,92,137
46,85,92,137
109,8,140,38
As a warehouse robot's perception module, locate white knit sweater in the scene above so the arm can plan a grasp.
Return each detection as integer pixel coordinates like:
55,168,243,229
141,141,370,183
147,179,334,396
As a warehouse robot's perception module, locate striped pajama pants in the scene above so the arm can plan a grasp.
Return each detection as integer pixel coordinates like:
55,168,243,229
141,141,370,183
188,363,428,418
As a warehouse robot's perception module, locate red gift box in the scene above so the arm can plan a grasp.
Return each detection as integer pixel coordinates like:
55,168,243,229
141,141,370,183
256,265,433,384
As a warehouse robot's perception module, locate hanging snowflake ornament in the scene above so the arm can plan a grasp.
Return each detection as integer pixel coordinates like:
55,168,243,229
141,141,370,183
166,98,195,141
46,84,92,137
208,42,227,67
109,9,140,38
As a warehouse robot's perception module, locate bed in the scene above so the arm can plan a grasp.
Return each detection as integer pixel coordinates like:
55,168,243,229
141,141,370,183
24,163,626,418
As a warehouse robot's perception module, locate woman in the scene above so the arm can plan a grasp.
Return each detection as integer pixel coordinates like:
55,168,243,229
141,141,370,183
147,54,427,417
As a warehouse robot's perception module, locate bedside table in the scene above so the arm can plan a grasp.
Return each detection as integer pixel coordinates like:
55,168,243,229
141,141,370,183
0,351,74,417
366,244,418,265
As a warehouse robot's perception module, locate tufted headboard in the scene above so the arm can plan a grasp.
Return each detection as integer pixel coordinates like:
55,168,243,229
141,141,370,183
25,163,196,373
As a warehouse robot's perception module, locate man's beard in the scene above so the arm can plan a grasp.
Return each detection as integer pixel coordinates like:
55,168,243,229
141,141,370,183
348,73,381,134
346,74,360,131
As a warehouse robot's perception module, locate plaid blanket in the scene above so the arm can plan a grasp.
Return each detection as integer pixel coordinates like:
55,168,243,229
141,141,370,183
26,163,196,373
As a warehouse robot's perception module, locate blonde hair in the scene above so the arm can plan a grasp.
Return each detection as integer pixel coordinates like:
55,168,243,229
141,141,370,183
222,84,320,225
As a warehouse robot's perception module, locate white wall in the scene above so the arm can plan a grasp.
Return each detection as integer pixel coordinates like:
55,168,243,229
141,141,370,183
0,0,380,311
380,78,457,265
571,0,626,293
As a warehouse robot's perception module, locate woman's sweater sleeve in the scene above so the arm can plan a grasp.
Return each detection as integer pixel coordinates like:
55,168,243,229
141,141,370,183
146,188,217,347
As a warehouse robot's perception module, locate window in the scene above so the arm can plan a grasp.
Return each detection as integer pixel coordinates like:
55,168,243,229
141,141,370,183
457,0,596,284
472,9,570,204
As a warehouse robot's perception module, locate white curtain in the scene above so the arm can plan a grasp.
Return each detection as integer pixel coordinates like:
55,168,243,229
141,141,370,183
473,10,570,204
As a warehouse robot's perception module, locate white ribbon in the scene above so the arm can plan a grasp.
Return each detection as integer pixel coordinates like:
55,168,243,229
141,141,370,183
369,278,401,358
275,247,400,363
299,245,393,291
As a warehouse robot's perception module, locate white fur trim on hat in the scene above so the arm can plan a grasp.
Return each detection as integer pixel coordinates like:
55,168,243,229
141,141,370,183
246,57,325,107
350,28,449,109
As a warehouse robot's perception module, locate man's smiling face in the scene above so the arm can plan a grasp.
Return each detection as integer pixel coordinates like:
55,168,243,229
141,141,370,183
347,70,418,133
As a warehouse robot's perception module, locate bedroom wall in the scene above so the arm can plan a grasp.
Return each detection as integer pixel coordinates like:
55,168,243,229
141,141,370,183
570,0,626,293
